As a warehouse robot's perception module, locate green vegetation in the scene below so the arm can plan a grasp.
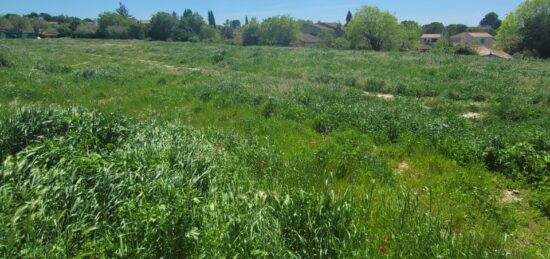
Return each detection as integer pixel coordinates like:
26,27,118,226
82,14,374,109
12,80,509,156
497,0,550,58
0,39,549,257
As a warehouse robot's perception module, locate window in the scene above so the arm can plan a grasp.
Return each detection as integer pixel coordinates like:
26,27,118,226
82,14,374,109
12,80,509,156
480,38,486,44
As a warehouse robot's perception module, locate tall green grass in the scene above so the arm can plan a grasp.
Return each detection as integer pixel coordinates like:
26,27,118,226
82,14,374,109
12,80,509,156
0,107,511,257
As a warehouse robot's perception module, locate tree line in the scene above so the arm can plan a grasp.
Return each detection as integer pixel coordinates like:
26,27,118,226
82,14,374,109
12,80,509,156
1,0,548,58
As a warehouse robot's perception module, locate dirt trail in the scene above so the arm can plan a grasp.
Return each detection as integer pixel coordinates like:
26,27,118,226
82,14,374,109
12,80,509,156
82,52,220,75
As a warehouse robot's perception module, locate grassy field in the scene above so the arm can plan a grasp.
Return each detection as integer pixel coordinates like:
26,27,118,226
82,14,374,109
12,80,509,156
0,39,549,257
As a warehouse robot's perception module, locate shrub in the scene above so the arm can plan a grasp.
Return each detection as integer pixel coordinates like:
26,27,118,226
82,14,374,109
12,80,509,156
259,16,299,46
72,23,98,38
242,19,261,46
455,46,477,55
0,52,13,68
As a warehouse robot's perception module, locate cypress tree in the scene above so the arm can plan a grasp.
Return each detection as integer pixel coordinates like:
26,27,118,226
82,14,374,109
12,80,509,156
208,10,216,27
346,11,352,26
245,16,249,25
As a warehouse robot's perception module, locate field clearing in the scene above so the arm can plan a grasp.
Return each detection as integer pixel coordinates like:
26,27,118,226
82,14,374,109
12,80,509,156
0,39,549,257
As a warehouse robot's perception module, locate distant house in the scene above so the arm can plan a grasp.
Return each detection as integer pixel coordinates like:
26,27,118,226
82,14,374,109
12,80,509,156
420,34,442,46
450,32,494,47
0,31,36,39
139,20,151,25
301,22,344,37
298,33,320,47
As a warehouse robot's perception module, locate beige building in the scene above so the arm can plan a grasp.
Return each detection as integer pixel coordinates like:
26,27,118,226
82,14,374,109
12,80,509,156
450,32,494,48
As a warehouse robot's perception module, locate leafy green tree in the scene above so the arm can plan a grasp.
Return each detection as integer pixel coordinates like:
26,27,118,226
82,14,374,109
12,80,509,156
57,23,73,37
72,23,98,38
7,15,32,33
128,22,146,39
242,18,261,46
422,22,445,34
259,15,299,46
199,24,220,42
498,0,550,53
346,6,402,50
30,18,49,35
319,29,336,48
149,12,177,41
0,18,13,32
116,2,130,18
522,12,550,58
446,24,468,36
97,12,131,38
346,11,353,26
400,20,422,50
480,12,501,30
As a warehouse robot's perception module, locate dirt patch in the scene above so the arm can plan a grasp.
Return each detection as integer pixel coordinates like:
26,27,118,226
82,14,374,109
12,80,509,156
461,112,483,119
365,92,395,101
501,190,522,203
397,161,410,173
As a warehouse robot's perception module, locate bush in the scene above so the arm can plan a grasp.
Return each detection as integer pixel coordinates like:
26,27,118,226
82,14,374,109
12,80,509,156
455,46,477,55
259,16,299,46
0,52,12,68
72,23,98,38
199,24,220,42
242,19,261,46
106,25,129,39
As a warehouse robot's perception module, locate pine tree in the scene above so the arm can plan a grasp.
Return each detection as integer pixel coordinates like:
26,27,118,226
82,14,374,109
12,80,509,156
346,11,352,26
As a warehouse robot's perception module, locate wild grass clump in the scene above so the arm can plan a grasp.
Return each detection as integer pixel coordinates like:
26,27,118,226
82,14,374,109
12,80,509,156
0,52,13,68
73,67,120,80
0,106,512,257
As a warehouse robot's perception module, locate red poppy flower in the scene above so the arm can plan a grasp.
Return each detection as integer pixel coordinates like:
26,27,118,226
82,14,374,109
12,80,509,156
214,144,223,151
379,245,387,254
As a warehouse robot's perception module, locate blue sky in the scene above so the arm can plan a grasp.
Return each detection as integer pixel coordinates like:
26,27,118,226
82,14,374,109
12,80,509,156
1,0,523,26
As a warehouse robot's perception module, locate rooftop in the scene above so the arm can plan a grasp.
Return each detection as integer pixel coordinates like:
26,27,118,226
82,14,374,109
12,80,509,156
421,34,442,39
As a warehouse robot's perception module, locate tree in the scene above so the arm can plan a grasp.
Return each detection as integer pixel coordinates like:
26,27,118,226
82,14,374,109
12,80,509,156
128,22,146,39
346,11,353,26
199,24,220,42
346,6,402,50
480,12,501,30
0,18,13,32
242,18,260,45
97,12,131,38
183,9,193,18
259,15,299,46
72,23,98,38
245,16,249,25
400,20,422,50
497,0,550,53
230,20,241,28
220,20,234,39
446,24,468,36
30,18,49,35
207,10,216,27
522,12,550,58
149,12,177,41
7,15,32,33
116,2,130,18
422,22,445,34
